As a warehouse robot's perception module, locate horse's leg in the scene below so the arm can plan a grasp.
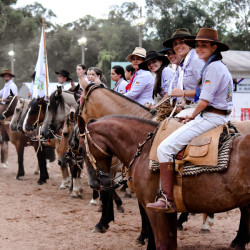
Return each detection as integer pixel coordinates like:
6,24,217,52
177,212,189,230
200,213,214,234
70,164,83,198
146,209,177,250
92,190,114,233
90,190,100,205
1,141,8,168
113,190,124,213
230,205,250,250
14,143,25,180
59,159,71,189
36,144,49,185
136,201,149,245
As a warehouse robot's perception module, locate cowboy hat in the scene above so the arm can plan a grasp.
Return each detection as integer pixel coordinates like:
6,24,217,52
55,69,72,81
139,51,170,71
0,69,15,78
163,28,195,48
184,28,229,51
126,47,146,62
157,47,172,55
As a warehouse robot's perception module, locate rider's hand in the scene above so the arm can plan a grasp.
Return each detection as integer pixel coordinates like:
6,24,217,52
171,88,184,97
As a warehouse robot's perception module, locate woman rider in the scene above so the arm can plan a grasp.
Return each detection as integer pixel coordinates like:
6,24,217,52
138,51,174,101
124,47,154,106
161,28,205,105
111,65,128,94
147,28,233,213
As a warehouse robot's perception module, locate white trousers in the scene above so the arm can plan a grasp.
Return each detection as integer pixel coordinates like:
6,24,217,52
157,112,230,163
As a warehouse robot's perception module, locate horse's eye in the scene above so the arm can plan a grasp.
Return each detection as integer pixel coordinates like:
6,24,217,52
16,108,20,112
63,132,69,137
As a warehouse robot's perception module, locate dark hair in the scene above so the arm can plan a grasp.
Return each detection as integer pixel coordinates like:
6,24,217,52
153,64,166,97
77,64,87,70
125,64,135,74
90,67,107,85
112,65,126,80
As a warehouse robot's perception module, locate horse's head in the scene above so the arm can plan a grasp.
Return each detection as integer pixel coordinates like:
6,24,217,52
10,98,26,131
23,97,47,132
77,115,113,190
41,89,66,139
0,94,18,121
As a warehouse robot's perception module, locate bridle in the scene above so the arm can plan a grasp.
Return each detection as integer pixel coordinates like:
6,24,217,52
32,104,43,128
2,95,18,121
80,121,158,191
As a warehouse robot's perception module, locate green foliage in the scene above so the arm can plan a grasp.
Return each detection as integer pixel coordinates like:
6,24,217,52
0,0,249,89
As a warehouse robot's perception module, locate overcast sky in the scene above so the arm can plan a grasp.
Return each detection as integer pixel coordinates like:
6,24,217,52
14,0,146,25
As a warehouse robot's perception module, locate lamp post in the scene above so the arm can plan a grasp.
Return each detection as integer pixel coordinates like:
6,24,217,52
135,7,146,47
78,29,87,65
8,43,15,74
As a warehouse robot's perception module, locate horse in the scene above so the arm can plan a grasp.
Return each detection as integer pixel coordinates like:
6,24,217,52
0,96,50,184
77,115,250,250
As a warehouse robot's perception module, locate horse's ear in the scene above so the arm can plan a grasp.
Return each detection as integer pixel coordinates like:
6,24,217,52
58,86,62,95
77,115,86,134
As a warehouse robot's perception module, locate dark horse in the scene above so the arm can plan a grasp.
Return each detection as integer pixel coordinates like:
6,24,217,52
0,95,51,184
77,115,250,250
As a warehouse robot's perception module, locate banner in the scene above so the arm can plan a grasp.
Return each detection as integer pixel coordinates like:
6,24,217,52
32,26,49,98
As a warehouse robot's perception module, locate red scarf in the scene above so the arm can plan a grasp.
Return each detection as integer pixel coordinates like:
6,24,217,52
125,73,135,92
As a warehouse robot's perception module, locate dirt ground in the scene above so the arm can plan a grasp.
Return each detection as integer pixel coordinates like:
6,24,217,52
0,143,248,250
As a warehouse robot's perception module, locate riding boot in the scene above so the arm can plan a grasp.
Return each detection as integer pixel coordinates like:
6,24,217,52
146,162,176,213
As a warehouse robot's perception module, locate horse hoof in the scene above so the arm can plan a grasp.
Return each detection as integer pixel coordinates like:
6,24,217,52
177,224,183,231
230,240,246,250
117,205,124,213
16,176,24,180
37,179,47,185
34,171,39,175
199,229,210,234
124,193,132,198
89,198,101,206
91,224,109,233
136,235,147,246
1,163,7,168
71,194,82,199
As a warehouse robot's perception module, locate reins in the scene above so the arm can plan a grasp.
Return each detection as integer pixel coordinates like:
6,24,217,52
2,95,18,120
33,104,43,128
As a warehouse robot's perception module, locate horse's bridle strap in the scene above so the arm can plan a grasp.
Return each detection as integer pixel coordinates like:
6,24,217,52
33,104,42,127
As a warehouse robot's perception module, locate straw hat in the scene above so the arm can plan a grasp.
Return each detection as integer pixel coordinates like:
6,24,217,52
184,28,229,51
163,28,195,48
139,51,170,71
0,69,15,78
126,47,146,62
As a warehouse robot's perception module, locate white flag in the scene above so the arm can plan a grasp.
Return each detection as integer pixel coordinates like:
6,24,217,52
32,27,49,99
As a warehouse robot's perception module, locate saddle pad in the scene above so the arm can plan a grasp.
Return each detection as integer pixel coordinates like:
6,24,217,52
149,118,183,162
183,125,224,166
149,133,240,176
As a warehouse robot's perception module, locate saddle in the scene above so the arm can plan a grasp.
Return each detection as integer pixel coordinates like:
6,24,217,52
149,118,226,167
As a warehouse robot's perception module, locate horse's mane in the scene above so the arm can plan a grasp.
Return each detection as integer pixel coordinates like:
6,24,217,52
98,115,159,127
85,83,154,114
49,90,65,115
29,98,47,113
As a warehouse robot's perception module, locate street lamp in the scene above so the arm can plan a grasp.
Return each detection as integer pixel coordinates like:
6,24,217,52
8,44,15,74
134,7,146,47
78,35,87,65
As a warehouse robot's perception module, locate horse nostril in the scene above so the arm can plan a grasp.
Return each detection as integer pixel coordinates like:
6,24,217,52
58,160,62,166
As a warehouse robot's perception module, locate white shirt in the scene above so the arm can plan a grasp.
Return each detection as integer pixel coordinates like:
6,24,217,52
0,79,18,100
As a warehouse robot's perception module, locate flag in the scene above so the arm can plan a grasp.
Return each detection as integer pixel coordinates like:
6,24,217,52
32,27,49,99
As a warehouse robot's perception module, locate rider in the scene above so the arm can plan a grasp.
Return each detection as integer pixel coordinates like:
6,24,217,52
124,47,154,106
0,69,18,102
161,28,205,105
111,65,128,94
147,28,233,213
138,51,174,100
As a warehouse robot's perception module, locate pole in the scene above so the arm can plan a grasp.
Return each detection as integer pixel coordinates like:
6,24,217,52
10,43,14,74
81,28,85,64
139,7,143,47
42,18,49,100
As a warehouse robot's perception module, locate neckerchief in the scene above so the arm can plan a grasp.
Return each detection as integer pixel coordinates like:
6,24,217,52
125,72,135,92
194,54,218,102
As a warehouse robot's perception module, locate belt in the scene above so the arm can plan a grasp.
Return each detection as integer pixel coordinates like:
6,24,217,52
203,106,231,116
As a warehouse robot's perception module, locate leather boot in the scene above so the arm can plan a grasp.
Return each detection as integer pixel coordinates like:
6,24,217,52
146,162,176,213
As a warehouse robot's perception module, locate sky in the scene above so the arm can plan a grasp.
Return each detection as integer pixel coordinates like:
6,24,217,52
14,0,146,25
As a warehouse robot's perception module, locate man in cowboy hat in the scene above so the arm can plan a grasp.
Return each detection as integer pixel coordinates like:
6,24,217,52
0,69,18,103
55,69,75,91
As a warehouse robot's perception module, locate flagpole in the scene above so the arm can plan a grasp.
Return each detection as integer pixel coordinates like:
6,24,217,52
42,18,49,100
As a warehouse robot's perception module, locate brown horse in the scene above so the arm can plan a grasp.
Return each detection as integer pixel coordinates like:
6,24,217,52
77,115,250,250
